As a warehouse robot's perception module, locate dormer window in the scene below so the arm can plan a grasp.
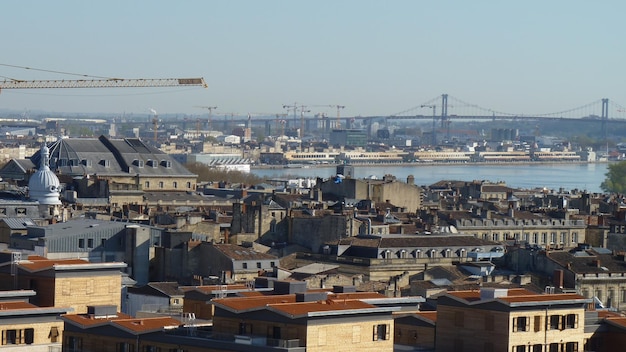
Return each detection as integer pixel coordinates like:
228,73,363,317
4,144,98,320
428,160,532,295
100,159,111,167
133,159,144,168
160,160,172,168
82,159,92,167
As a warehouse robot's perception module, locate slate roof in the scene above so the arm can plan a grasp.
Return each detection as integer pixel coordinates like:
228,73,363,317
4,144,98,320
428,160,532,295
1,217,36,229
212,244,277,261
29,135,196,178
128,282,183,298
547,249,626,274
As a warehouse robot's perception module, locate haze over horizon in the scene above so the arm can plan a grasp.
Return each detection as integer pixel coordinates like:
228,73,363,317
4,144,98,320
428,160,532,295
2,1,624,118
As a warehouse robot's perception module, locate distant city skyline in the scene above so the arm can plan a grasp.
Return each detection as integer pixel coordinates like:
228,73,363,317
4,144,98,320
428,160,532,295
1,1,625,117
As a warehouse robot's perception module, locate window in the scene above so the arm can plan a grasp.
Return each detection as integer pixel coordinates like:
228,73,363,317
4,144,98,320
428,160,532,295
239,322,250,335
256,262,262,269
532,345,543,352
242,263,248,269
187,182,192,189
373,324,390,341
513,316,528,332
145,181,150,189
87,238,94,248
542,233,547,244
159,181,164,189
24,328,33,345
549,315,560,330
533,233,538,244
49,327,59,343
549,343,559,352
534,315,542,332
66,336,83,352
173,181,178,189
117,342,134,352
565,342,578,352
78,238,85,248
565,314,577,329
3,329,17,344
270,261,275,267
572,232,578,243
144,346,160,352
515,346,526,352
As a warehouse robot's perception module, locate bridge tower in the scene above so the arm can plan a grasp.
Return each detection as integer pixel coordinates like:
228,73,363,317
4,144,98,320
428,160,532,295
441,94,450,139
601,98,609,140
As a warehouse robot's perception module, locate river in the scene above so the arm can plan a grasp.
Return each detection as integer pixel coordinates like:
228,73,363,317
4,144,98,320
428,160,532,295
251,163,611,193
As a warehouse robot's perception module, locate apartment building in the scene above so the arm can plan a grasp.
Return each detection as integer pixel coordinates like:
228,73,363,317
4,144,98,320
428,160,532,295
211,290,398,352
0,291,69,352
0,255,126,314
435,288,590,352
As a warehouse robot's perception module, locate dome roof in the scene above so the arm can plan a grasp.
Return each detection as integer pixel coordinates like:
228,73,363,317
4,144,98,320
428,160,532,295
29,145,61,205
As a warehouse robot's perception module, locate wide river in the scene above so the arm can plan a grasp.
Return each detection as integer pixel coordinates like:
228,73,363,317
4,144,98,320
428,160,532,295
251,163,611,193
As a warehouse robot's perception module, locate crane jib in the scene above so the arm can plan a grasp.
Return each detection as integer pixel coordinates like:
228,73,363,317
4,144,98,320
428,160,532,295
0,78,207,89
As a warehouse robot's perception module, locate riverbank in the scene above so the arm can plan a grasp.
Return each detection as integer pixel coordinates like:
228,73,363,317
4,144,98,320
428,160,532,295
252,160,610,170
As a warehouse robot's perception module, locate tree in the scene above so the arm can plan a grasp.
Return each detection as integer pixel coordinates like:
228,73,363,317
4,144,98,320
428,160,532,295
601,161,626,194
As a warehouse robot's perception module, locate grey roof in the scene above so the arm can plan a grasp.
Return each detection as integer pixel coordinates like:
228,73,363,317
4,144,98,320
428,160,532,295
1,218,37,229
30,135,196,178
26,218,131,239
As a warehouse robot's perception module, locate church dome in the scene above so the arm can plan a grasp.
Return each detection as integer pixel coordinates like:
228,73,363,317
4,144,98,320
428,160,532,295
28,145,62,205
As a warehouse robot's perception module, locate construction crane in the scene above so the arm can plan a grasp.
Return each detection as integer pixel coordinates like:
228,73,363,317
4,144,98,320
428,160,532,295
0,77,207,91
310,104,345,129
194,105,217,132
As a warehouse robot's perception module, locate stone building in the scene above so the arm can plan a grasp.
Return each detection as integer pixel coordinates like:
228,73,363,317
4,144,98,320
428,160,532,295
318,174,422,213
0,255,126,314
435,288,589,352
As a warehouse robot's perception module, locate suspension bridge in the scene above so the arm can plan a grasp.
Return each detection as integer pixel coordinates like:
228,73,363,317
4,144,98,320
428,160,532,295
192,94,626,139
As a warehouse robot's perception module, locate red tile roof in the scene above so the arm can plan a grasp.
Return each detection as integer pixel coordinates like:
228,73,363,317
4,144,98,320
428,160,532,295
268,300,376,317
213,295,297,312
415,311,437,322
112,317,181,333
19,258,91,272
447,289,586,305
0,301,37,310
62,312,133,327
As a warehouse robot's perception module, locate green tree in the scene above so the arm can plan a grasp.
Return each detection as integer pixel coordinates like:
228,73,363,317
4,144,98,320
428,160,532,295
601,161,626,193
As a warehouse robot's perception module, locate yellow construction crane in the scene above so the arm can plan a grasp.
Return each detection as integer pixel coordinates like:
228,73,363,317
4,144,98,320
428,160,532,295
0,77,207,91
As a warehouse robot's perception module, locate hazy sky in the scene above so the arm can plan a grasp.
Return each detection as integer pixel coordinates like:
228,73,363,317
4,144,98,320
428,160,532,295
1,1,624,118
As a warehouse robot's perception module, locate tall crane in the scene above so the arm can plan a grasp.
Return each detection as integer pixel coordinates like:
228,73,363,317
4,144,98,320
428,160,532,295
330,105,345,129
310,104,345,129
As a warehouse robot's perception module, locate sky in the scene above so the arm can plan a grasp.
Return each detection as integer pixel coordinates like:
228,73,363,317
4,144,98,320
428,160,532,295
1,1,625,119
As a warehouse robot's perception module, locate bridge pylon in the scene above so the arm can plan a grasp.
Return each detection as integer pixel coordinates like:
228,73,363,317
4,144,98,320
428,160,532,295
601,98,609,140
